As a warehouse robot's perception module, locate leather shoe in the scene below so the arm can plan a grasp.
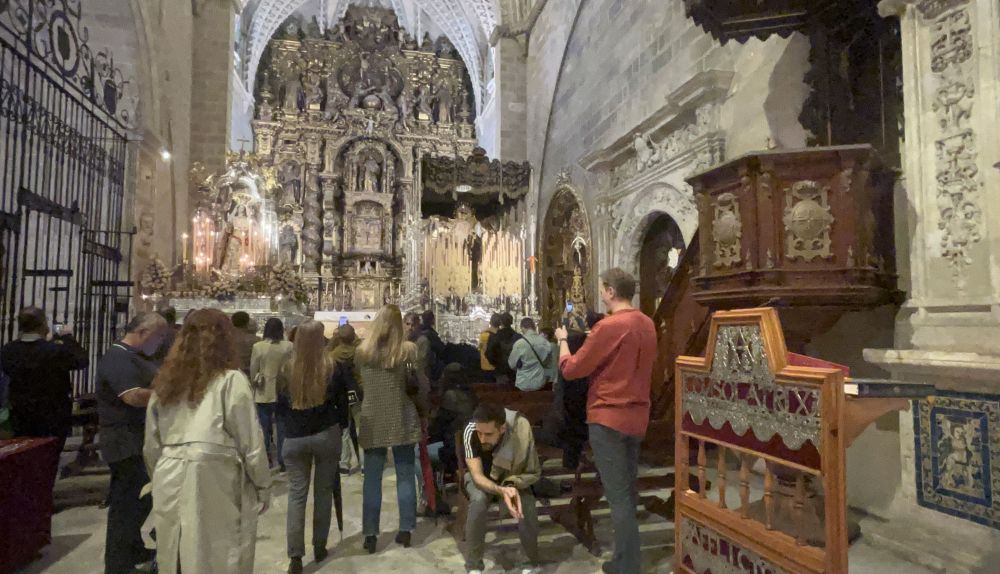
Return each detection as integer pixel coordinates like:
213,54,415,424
314,546,328,563
364,535,377,554
287,557,302,574
395,530,411,548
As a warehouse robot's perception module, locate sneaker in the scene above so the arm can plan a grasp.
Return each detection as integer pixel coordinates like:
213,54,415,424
467,570,483,574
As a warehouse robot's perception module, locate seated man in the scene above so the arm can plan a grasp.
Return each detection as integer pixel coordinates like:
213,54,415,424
463,403,541,574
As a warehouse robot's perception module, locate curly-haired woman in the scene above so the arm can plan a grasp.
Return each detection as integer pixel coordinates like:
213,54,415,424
144,308,272,574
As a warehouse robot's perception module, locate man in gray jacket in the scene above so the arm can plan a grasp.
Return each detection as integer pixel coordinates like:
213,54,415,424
508,318,552,391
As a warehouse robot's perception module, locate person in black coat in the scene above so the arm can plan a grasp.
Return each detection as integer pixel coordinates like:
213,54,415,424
427,363,478,476
484,312,521,384
558,311,604,470
0,307,89,453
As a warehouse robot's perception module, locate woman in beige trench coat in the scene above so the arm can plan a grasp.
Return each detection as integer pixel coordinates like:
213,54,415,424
144,308,272,574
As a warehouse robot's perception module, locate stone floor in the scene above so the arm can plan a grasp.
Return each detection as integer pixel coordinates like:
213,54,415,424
16,464,939,574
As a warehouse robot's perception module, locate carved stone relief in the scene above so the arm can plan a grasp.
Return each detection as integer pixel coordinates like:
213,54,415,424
923,5,981,287
783,180,835,261
611,102,724,186
711,192,742,268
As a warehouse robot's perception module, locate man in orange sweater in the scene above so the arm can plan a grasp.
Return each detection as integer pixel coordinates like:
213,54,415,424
555,267,655,574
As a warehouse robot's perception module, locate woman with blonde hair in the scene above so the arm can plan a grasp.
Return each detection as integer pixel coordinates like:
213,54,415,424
144,308,272,574
277,319,347,574
357,304,423,553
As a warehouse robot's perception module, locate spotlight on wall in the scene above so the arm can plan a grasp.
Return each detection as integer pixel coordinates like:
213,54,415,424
160,149,172,161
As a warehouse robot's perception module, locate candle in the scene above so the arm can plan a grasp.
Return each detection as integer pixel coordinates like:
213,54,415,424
181,232,189,264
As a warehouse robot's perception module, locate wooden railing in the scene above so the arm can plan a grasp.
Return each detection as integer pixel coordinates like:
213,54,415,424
674,307,848,573
650,232,711,421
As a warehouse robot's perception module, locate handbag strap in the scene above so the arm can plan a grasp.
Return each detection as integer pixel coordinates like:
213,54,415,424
525,338,546,366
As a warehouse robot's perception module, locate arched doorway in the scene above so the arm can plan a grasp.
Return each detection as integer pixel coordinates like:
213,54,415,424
638,213,685,316
540,187,592,327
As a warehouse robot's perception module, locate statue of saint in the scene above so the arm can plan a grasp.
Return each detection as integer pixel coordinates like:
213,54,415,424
434,84,453,124
632,132,659,171
282,74,302,112
401,31,418,51
279,163,301,204
415,86,433,119
221,204,251,274
420,33,433,52
279,225,298,264
395,89,412,131
360,156,381,193
304,72,323,110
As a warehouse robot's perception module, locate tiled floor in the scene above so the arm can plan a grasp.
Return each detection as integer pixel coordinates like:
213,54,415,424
17,465,939,573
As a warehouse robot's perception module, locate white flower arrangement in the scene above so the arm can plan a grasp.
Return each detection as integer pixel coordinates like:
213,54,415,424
141,258,170,295
269,264,308,304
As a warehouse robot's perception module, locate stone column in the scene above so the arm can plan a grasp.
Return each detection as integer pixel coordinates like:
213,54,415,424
864,1,1000,570
189,0,236,176
494,36,528,162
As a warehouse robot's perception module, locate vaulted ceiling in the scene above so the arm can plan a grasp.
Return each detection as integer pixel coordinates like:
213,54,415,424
244,0,500,112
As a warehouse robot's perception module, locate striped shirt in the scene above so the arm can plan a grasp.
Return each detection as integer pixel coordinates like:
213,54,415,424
463,420,507,476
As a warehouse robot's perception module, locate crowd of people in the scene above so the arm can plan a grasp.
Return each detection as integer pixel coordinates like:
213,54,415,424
0,266,656,574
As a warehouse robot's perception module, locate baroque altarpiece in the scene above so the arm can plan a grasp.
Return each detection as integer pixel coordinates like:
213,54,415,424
249,6,482,311
177,6,531,320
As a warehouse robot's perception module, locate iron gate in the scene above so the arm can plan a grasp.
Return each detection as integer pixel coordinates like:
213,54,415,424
0,1,135,397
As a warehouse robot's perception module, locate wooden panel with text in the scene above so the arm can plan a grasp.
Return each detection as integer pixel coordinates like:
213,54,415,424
674,307,847,573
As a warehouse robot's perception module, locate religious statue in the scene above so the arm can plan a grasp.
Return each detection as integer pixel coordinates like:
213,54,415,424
279,224,298,264
258,98,273,121
324,81,348,123
415,85,433,120
434,83,453,124
282,73,302,112
401,31,418,50
420,32,433,52
359,155,381,193
395,89,412,131
221,204,251,274
344,284,354,310
279,163,301,204
306,16,322,38
304,72,323,110
633,132,657,171
439,38,456,59
329,22,346,43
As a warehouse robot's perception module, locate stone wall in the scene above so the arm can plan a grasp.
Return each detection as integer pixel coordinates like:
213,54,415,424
82,1,197,289
522,0,910,519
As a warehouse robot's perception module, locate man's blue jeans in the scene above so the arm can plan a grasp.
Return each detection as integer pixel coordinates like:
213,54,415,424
589,423,642,574
362,443,417,536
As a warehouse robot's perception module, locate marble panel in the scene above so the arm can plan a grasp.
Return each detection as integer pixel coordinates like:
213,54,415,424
914,390,1000,529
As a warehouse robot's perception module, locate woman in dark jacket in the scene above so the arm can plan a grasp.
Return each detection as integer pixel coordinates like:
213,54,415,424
277,320,347,574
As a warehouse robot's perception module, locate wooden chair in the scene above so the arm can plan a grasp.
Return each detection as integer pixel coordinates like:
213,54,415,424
674,308,848,573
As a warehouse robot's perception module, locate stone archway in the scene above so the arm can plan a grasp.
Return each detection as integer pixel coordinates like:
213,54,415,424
540,185,593,327
638,213,685,316
613,182,697,279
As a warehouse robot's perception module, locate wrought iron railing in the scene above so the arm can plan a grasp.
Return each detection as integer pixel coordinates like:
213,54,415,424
0,0,135,397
